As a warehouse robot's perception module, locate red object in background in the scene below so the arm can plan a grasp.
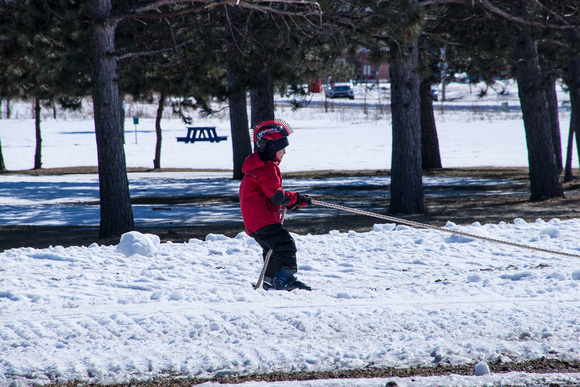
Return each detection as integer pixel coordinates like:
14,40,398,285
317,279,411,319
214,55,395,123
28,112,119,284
308,79,322,93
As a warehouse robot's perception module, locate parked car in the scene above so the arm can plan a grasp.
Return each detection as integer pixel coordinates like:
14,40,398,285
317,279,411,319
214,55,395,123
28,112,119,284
431,87,439,101
285,84,309,97
325,82,355,99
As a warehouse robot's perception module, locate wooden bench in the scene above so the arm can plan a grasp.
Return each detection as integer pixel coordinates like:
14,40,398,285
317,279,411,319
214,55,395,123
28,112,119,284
176,126,228,143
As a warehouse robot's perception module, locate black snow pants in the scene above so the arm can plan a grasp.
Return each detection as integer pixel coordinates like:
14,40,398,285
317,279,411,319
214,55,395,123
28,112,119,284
250,223,297,278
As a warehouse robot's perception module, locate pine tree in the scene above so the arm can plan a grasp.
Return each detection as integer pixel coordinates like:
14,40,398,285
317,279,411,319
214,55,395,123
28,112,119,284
221,1,334,178
565,29,580,182
431,0,570,200
509,0,563,200
387,0,426,214
417,35,443,170
116,8,225,170
0,0,89,170
86,0,134,237
321,0,428,214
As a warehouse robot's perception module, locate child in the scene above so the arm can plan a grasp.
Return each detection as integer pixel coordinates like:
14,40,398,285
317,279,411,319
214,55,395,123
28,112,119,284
239,119,311,291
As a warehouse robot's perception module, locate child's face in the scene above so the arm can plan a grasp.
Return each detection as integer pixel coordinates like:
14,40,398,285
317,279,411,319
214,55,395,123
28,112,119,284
276,147,286,162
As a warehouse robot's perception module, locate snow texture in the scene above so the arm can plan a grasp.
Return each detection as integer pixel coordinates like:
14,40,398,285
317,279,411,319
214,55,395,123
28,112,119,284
2,221,580,386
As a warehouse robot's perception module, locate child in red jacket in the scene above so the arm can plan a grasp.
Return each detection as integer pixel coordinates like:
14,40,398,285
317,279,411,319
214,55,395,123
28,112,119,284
239,119,311,291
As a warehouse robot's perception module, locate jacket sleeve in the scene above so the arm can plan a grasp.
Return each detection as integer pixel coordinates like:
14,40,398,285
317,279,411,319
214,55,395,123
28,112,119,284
258,163,299,207
268,190,292,206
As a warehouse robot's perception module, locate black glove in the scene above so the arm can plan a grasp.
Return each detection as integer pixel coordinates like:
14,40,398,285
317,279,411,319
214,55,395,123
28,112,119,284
300,194,312,206
288,194,311,211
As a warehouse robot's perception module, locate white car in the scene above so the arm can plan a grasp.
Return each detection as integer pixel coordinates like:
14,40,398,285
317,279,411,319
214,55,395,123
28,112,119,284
325,82,355,99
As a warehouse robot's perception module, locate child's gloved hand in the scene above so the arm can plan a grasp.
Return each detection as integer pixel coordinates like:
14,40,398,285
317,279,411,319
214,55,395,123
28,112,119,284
288,194,311,211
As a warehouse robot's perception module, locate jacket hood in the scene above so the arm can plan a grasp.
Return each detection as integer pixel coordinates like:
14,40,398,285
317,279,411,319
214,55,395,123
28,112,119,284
242,152,277,174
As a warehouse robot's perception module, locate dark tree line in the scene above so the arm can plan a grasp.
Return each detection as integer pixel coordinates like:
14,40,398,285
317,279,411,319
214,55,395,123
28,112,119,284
1,0,579,237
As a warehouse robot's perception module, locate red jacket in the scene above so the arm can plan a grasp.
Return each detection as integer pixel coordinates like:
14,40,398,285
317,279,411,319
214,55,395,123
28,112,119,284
239,152,303,234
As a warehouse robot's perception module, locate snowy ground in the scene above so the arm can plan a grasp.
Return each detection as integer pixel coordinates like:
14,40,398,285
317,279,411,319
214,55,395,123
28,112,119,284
2,219,580,387
1,82,580,386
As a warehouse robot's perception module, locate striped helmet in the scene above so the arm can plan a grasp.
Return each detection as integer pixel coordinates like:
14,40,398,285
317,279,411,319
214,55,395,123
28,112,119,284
252,119,294,153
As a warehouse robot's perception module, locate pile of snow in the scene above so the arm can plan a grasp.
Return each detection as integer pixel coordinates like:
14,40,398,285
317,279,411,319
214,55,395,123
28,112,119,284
2,218,580,386
474,361,491,376
116,231,160,257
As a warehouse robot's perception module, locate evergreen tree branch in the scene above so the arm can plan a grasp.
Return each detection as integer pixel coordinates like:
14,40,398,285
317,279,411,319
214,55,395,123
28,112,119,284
115,37,198,60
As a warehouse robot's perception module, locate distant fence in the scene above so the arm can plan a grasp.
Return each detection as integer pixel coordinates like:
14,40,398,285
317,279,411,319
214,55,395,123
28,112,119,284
277,99,572,112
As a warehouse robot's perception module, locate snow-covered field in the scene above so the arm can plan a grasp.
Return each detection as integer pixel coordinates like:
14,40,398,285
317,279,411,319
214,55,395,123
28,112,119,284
1,83,580,386
0,79,575,173
2,220,580,387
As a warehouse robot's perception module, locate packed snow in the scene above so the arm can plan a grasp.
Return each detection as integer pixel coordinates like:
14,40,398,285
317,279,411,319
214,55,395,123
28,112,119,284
1,83,580,386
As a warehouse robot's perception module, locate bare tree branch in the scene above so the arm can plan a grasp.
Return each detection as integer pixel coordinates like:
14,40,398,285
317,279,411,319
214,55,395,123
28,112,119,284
419,0,464,7
477,0,579,30
419,0,578,29
118,0,322,24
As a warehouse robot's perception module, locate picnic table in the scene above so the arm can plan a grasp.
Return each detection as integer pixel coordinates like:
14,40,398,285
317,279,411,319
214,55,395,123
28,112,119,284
176,126,228,143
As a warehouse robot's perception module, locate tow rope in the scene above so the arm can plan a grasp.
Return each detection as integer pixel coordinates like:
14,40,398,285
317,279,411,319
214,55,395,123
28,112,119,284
311,199,580,259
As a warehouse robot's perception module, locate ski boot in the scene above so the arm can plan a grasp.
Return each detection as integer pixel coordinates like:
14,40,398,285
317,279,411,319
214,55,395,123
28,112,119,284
274,268,312,291
263,276,275,291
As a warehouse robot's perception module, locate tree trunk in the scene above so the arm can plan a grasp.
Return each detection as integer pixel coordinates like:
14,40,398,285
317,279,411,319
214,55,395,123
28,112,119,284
120,94,125,141
566,29,580,182
512,2,563,200
87,0,134,238
564,123,574,182
34,99,42,170
0,136,6,171
420,77,442,170
0,86,4,171
227,62,252,180
153,92,166,170
250,69,275,127
388,40,426,214
542,70,562,174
